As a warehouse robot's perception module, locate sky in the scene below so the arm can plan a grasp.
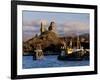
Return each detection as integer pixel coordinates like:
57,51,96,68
22,11,90,41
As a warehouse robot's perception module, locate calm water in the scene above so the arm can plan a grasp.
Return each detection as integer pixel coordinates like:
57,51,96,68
23,54,89,69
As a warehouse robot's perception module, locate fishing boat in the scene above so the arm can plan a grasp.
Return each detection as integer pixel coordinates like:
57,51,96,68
58,36,89,61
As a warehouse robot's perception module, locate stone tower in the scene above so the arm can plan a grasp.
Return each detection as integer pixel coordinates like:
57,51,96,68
40,22,46,34
48,22,56,32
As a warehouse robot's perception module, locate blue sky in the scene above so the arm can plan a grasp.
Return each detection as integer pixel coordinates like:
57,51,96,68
22,11,90,41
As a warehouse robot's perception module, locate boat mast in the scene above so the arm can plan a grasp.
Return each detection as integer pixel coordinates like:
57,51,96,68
69,38,73,48
77,36,81,49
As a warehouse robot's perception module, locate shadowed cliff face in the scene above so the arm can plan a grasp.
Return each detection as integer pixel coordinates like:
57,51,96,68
23,30,62,53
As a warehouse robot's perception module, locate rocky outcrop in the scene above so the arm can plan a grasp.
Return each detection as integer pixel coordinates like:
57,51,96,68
23,30,62,54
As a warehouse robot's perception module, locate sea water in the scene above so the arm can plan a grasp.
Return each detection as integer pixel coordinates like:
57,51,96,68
23,54,89,69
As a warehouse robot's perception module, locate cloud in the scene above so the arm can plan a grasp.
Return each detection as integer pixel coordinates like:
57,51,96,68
23,20,34,26
23,19,48,27
63,21,89,33
23,21,89,41
55,21,89,37
23,26,39,31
